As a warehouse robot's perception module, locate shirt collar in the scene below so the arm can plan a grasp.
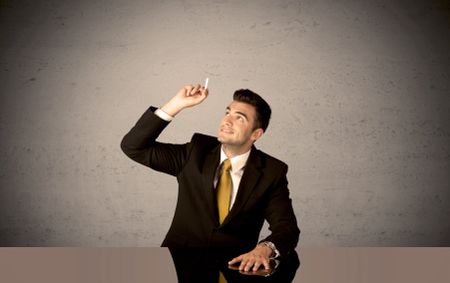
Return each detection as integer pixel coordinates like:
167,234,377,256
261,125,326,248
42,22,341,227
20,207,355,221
219,147,251,173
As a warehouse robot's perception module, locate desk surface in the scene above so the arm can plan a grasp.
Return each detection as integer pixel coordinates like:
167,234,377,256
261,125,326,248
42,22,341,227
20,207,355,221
1,247,449,283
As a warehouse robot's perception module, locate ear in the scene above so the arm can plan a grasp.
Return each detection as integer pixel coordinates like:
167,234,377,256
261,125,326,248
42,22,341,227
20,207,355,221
251,128,264,142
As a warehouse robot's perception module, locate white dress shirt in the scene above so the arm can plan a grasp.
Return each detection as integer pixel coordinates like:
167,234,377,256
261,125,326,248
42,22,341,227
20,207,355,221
214,148,251,210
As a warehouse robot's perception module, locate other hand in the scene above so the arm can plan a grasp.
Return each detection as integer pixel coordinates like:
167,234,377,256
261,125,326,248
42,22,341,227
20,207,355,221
228,244,273,272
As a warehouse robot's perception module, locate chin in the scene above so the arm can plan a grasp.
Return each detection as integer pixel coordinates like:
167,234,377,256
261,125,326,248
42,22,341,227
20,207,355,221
218,132,230,141
217,135,226,143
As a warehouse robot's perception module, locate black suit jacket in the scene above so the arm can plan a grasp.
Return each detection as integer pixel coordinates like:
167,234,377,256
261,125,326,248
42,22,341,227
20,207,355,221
121,106,300,256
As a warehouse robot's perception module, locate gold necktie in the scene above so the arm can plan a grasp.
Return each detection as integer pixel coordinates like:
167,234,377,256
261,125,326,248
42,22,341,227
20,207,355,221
217,159,232,224
218,271,228,283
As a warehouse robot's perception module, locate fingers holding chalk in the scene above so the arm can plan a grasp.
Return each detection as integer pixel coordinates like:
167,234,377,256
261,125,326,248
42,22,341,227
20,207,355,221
184,85,194,96
191,84,201,95
184,79,209,97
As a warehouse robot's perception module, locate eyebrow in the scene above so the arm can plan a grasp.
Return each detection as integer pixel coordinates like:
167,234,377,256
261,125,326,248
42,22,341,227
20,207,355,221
226,107,248,121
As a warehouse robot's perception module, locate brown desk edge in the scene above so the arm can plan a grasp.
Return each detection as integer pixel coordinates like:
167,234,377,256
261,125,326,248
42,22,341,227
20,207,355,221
0,247,449,283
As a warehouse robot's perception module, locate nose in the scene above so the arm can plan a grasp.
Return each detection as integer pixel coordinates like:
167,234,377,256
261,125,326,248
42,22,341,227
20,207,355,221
223,115,233,126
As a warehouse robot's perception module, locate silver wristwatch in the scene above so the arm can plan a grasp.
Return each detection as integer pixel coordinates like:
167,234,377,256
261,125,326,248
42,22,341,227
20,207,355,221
259,241,281,258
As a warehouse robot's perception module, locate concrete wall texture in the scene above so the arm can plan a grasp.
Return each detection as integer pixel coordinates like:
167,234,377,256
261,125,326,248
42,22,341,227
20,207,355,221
1,0,449,246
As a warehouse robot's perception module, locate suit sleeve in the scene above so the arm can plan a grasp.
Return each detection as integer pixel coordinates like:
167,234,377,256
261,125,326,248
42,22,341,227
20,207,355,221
120,106,190,176
261,165,300,257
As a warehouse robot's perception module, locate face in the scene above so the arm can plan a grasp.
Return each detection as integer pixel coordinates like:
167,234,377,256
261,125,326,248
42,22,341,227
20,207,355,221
217,101,263,153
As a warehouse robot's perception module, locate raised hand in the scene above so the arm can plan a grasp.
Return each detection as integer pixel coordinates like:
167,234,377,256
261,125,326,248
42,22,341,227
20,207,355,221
161,83,209,117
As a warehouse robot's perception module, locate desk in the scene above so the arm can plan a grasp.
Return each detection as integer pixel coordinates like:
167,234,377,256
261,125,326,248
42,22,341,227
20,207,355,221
298,248,450,283
0,247,449,282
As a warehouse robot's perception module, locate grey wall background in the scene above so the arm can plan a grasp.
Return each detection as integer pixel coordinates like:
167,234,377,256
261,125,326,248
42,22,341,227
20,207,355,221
1,0,449,246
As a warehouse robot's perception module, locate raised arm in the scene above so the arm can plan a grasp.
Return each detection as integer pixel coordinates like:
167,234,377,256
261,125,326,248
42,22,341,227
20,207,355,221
120,83,209,175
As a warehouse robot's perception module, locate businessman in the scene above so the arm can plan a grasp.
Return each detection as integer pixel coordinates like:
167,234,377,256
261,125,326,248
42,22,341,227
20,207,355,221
121,83,300,272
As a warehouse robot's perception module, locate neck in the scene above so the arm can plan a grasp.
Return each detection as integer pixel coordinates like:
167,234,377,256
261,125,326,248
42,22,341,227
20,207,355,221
221,144,252,159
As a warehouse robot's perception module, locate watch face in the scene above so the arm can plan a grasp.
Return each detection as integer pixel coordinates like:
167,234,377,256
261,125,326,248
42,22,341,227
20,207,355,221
263,241,275,249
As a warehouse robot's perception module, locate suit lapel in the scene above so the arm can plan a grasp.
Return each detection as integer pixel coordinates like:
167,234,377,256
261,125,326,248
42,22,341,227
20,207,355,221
201,145,221,222
224,146,262,224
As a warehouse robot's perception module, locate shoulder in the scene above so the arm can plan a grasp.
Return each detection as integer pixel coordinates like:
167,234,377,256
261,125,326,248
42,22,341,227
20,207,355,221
187,133,220,151
252,147,288,173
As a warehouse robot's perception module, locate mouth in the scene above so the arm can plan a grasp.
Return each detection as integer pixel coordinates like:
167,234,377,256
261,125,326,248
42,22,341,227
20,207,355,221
220,127,234,134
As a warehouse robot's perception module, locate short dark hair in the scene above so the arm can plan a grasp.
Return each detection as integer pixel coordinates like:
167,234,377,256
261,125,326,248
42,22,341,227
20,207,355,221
233,89,271,132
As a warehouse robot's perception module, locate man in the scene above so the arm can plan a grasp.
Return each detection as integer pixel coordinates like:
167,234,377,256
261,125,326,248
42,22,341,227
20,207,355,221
121,83,299,272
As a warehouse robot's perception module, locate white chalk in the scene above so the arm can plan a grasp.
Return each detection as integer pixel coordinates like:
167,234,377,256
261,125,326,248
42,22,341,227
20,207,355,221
204,77,209,89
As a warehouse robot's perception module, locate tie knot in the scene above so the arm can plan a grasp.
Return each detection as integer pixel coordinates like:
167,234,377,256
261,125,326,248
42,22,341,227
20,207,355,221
222,159,232,172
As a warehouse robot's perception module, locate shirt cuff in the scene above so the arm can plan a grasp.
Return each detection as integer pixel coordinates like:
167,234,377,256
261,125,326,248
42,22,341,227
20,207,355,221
154,108,174,122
